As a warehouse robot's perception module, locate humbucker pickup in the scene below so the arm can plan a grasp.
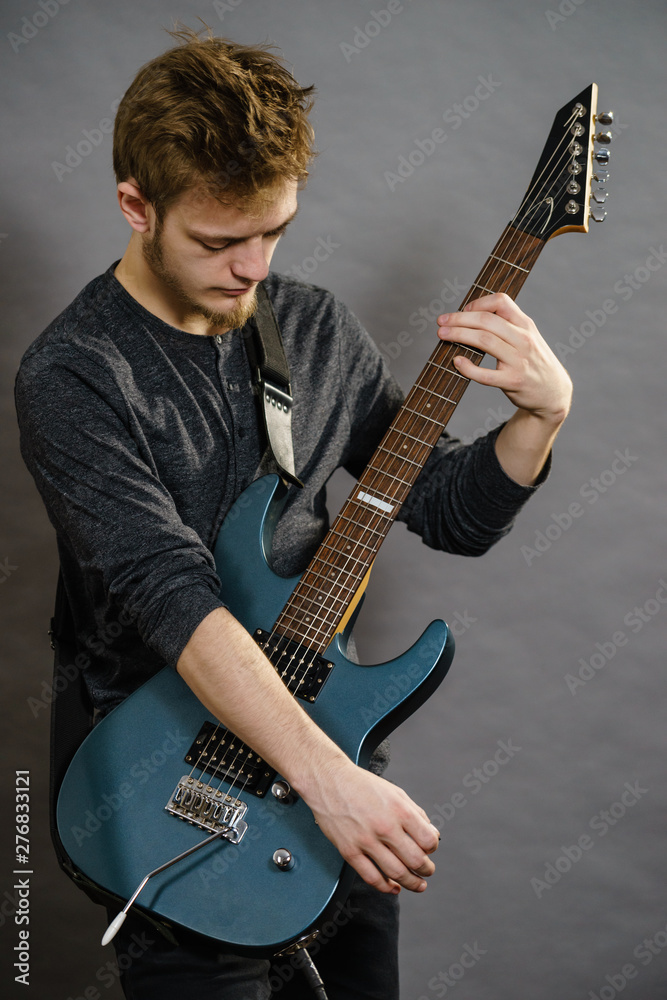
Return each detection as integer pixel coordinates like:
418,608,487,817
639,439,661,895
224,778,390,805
184,720,275,796
181,630,334,797
253,628,333,703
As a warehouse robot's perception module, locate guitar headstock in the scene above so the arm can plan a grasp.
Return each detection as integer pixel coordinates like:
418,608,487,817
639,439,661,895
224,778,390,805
513,83,613,241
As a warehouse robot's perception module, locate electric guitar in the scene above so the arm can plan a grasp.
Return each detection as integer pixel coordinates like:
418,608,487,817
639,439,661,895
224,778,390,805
57,85,611,954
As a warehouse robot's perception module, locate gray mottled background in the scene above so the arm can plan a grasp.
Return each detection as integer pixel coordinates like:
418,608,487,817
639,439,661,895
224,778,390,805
1,0,665,997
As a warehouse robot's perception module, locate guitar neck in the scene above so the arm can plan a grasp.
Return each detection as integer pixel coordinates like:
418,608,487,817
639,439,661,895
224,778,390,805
274,225,545,651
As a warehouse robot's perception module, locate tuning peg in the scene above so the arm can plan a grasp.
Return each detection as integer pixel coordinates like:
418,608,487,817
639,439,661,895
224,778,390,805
590,206,607,222
592,190,608,204
595,131,613,144
596,111,614,126
593,172,609,185
594,148,610,166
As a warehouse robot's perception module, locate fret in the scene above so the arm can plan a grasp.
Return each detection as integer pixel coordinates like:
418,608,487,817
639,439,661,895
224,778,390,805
373,447,423,469
401,406,448,426
331,516,386,542
282,602,343,632
355,489,394,510
277,613,331,643
489,252,529,272
325,536,375,564
282,592,345,620
329,523,383,545
350,490,395,513
409,383,460,406
283,591,346,620
421,347,484,364
387,428,436,448
273,224,547,645
316,544,370,571
304,564,358,591
303,566,367,598
362,466,414,489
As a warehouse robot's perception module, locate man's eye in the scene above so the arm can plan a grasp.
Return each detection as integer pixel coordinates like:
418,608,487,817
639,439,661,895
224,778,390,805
200,242,228,253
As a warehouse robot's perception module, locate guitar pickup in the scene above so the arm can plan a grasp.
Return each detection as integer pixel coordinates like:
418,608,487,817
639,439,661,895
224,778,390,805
184,722,275,796
253,628,333,703
180,633,333,799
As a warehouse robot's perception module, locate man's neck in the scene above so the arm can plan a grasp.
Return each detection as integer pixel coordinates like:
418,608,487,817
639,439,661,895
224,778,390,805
114,239,231,337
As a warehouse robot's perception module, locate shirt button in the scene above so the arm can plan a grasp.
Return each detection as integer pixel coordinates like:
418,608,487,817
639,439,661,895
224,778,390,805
214,334,222,345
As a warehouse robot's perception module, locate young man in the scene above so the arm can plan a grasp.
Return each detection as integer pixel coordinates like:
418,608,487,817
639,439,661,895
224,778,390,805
16,28,571,1000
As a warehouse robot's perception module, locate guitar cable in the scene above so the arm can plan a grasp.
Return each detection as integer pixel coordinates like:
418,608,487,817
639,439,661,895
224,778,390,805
294,947,329,1000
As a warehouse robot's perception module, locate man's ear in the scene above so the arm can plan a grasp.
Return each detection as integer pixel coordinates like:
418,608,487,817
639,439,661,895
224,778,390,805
117,180,154,234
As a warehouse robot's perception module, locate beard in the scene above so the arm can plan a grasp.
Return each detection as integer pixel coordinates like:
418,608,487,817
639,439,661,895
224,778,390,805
142,222,258,332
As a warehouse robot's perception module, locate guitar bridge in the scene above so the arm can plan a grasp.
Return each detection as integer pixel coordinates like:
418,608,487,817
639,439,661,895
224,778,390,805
165,776,248,842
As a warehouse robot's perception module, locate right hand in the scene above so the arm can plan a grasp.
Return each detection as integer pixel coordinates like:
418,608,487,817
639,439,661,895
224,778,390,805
299,756,440,894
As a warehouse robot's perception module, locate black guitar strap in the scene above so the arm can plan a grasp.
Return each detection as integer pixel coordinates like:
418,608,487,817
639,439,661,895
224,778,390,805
47,279,299,939
244,282,304,488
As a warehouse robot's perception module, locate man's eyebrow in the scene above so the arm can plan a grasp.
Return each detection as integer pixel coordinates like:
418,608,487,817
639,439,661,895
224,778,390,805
189,207,299,244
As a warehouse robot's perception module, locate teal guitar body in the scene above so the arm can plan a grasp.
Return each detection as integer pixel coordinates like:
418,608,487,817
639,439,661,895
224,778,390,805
57,475,454,954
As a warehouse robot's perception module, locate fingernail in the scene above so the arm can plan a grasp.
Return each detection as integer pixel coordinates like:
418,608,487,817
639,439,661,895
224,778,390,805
439,313,450,324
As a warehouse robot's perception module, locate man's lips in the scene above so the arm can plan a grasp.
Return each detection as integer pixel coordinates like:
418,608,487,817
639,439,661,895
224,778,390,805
212,286,253,296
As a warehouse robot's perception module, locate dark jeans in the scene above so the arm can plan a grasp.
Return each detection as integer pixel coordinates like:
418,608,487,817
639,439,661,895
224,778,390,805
109,876,399,999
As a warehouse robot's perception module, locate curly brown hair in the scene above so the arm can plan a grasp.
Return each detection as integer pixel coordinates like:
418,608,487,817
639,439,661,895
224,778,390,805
113,25,316,219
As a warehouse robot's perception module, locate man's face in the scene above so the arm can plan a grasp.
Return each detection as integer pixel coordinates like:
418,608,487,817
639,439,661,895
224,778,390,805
141,178,298,333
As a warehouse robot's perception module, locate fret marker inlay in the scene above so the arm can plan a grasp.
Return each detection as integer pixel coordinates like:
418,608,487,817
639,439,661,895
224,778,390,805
357,491,394,514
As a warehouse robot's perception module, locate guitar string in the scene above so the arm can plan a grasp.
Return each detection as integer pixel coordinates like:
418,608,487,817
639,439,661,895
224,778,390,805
267,111,585,653
236,104,589,703
260,152,576,660
184,102,592,813
185,208,574,813
263,116,583,659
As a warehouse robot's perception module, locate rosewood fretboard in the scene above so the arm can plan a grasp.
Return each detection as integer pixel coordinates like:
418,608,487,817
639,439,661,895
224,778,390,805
274,226,545,653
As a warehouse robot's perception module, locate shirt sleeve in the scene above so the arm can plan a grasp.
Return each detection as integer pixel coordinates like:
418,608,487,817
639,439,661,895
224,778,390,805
397,423,551,555
15,347,225,667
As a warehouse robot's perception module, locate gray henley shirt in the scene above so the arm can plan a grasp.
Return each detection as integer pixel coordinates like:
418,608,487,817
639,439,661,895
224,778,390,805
16,265,548,717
